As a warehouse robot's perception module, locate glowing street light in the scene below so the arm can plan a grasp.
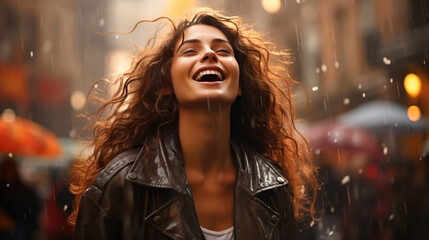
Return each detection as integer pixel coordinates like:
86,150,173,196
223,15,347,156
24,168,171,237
404,73,421,97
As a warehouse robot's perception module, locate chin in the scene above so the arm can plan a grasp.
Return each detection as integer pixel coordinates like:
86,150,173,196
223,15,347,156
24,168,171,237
178,93,238,110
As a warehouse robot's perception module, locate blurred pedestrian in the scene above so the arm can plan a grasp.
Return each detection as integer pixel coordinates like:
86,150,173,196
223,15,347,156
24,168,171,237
42,173,74,240
0,157,40,240
69,8,318,239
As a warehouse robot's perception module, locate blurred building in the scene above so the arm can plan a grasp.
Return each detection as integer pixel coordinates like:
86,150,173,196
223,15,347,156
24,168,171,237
0,0,107,137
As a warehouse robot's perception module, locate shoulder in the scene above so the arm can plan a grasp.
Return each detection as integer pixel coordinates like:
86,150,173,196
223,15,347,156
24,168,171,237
82,147,144,203
236,140,287,179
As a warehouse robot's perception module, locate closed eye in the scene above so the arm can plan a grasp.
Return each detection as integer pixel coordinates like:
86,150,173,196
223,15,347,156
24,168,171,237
216,47,233,55
216,48,231,53
181,48,197,55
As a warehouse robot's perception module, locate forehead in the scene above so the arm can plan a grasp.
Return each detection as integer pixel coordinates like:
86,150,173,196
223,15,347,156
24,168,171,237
176,24,229,45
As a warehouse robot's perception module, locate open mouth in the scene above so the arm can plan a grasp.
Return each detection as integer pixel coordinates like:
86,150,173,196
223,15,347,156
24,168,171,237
194,70,224,82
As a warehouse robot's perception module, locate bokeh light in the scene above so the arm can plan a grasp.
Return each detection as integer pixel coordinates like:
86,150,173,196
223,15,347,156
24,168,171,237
407,105,421,122
261,0,281,14
404,73,422,97
70,90,86,111
1,108,16,123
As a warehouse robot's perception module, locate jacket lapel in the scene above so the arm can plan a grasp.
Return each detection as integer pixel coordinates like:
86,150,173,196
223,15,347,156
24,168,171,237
126,133,204,239
125,134,289,240
231,141,289,240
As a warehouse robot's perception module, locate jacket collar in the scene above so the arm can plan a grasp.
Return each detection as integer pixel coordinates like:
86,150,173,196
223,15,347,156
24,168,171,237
126,132,288,195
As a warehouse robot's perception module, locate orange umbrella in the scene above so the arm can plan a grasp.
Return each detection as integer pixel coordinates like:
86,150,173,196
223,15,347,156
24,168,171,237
0,116,61,158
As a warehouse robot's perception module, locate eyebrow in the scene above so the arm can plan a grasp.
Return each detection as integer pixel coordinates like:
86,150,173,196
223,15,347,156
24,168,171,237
176,38,231,53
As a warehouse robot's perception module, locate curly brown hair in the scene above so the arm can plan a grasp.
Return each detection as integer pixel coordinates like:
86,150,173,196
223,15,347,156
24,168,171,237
69,8,318,225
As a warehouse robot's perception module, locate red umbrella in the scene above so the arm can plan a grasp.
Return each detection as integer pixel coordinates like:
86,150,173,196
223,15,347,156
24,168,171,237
306,120,383,161
0,116,61,158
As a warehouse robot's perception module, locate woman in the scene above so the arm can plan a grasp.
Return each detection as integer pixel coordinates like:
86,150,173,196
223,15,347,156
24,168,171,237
70,8,318,240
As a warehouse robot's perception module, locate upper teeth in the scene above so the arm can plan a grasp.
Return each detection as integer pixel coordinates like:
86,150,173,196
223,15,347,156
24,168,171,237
195,70,223,81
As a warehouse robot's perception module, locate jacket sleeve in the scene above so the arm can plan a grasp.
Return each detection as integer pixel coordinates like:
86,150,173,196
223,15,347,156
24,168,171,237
73,187,122,240
73,150,140,240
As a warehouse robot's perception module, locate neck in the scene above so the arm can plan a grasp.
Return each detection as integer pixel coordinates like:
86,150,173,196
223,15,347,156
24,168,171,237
178,104,234,180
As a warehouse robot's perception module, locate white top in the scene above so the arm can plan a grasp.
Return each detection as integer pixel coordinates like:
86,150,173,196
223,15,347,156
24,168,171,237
200,226,234,240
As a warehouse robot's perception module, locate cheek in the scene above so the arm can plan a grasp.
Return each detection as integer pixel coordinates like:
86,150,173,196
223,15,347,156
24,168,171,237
170,58,192,85
228,59,240,83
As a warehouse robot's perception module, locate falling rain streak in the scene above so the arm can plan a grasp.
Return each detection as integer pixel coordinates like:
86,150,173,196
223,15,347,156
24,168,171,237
404,201,408,215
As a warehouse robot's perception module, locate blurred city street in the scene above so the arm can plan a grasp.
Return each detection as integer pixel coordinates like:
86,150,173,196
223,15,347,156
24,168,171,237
1,0,428,239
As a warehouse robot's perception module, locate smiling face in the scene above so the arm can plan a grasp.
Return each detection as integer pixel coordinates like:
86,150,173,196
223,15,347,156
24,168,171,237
170,24,240,110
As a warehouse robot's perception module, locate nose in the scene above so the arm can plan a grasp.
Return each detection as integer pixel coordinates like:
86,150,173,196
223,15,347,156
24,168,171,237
200,48,218,63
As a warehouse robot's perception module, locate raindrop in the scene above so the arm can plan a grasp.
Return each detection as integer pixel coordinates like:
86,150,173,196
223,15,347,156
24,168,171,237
328,231,334,236
321,64,327,72
358,84,362,89
99,18,105,27
300,185,305,195
384,85,387,90
394,123,398,127
8,152,13,158
94,84,98,89
423,60,426,64
250,118,255,129
296,0,301,4
358,168,363,174
362,92,366,98
30,51,34,58
388,213,394,221
310,220,315,227
330,207,334,213
315,67,320,73
383,57,391,65
341,175,350,185
115,35,119,39
343,98,350,105
315,149,321,155
390,78,393,83
312,86,319,92
334,61,339,68
69,129,76,138
6,183,10,187
383,146,388,155
63,204,68,211
333,138,338,143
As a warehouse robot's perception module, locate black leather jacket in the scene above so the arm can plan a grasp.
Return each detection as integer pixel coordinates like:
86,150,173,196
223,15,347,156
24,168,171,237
74,133,296,239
